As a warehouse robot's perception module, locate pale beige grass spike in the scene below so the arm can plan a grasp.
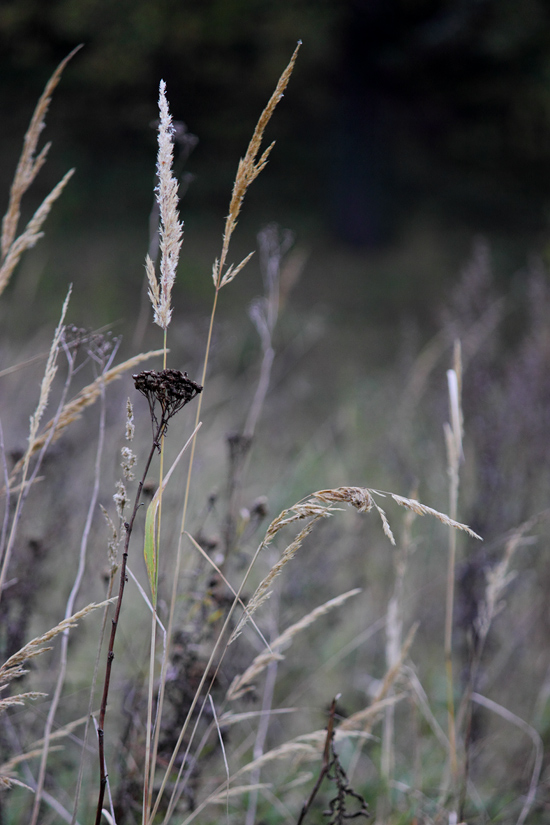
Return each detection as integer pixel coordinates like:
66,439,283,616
146,80,183,329
0,46,82,297
213,41,302,289
0,597,116,686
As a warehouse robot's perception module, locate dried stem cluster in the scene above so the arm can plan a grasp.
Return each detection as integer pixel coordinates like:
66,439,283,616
0,38,546,825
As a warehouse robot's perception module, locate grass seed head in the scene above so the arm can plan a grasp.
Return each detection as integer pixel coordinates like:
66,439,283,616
148,81,183,329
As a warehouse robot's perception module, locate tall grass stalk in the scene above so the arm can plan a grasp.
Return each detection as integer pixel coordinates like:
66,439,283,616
142,76,183,821
443,340,463,798
378,492,417,822
148,42,301,822
0,46,81,297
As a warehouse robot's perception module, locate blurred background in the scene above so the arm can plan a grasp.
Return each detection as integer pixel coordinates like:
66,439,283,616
2,0,550,353
3,8,550,819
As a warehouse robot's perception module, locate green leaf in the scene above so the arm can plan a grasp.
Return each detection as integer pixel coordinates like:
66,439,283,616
141,420,202,608
144,494,159,606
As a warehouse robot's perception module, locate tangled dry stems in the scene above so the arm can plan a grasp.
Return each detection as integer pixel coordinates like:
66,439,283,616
1,39,546,825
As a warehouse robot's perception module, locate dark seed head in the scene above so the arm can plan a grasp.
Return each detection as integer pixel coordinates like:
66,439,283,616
133,369,202,432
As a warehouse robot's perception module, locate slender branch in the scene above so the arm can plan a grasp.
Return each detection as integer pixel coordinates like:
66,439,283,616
94,369,201,824
94,422,162,825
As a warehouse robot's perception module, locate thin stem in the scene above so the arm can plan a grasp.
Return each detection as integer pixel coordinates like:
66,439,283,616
445,518,458,785
148,287,219,823
0,300,73,603
0,419,10,566
444,350,463,798
94,422,163,825
31,373,107,825
71,569,117,825
143,329,168,822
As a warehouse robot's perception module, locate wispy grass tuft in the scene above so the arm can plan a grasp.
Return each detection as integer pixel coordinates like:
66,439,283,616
146,80,183,332
0,46,81,296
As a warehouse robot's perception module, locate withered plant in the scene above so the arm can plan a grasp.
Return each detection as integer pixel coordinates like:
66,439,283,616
0,39,549,825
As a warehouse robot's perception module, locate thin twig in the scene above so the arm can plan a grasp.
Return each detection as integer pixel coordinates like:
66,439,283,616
94,424,163,824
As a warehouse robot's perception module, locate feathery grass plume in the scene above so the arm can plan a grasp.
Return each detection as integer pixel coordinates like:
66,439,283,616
142,84,185,807
0,170,75,297
212,41,301,290
0,598,116,687
8,349,164,482
0,745,59,782
0,47,81,297
1,46,80,257
154,51,302,816
120,446,136,481
146,81,183,330
312,486,482,540
179,743,318,825
0,692,46,714
227,588,361,700
232,487,479,644
386,492,481,539
211,728,373,793
339,695,407,733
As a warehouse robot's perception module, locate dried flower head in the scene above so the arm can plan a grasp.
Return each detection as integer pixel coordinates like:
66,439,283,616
133,369,202,437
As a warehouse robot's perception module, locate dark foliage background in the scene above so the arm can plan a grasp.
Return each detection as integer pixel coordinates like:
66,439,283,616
2,0,550,342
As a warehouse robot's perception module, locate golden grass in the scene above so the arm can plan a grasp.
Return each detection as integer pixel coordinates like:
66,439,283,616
213,41,301,290
1,38,546,825
0,598,116,687
0,46,81,297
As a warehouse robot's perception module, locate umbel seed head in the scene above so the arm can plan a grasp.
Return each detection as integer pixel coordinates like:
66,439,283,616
133,369,202,433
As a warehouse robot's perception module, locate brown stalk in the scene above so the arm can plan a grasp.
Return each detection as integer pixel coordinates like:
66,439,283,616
94,370,201,825
94,425,162,825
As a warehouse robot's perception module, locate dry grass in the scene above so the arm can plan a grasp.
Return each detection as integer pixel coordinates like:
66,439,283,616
0,42,548,825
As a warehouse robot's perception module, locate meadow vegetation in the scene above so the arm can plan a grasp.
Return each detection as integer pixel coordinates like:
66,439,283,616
1,45,550,825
